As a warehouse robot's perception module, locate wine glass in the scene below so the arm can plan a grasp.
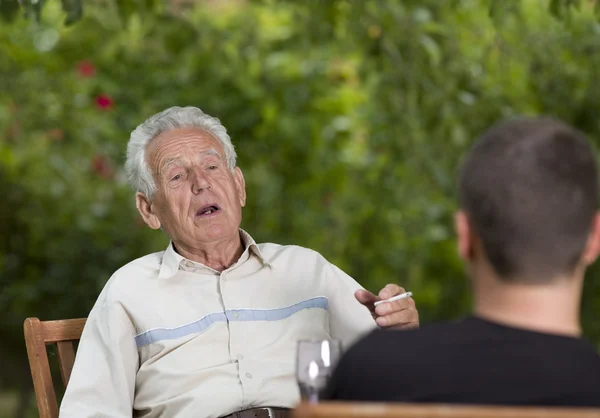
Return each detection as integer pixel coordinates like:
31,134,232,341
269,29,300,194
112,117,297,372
296,339,342,403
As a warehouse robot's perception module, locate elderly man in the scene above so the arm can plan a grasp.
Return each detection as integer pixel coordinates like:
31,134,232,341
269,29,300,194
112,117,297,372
326,117,600,406
59,106,419,418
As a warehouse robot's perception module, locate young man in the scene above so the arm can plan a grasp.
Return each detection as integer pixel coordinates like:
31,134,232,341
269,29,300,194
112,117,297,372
326,117,600,406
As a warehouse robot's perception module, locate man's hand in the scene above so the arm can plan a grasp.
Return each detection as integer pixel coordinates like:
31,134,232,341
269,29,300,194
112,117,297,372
355,284,419,330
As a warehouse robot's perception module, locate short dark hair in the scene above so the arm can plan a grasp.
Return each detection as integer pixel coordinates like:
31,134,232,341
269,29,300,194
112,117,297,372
458,117,598,282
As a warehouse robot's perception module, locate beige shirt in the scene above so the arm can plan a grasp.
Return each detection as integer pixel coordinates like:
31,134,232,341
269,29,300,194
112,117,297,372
59,230,376,418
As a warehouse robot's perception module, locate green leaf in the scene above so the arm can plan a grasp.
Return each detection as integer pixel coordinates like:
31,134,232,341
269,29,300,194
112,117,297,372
420,35,441,67
115,0,160,25
488,0,521,26
549,0,583,21
18,0,44,22
61,0,83,25
550,0,564,18
0,0,21,22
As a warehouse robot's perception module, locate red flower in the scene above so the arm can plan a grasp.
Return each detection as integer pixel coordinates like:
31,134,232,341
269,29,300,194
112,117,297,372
95,94,114,110
77,60,96,78
92,155,114,179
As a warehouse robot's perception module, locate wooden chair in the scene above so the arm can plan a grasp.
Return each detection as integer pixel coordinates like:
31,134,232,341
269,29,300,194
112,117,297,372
24,317,87,418
293,402,600,418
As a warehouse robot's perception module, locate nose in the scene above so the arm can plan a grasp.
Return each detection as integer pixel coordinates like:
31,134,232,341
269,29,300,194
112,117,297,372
191,169,211,194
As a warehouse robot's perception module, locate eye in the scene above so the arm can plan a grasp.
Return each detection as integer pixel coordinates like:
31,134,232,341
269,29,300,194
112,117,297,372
171,174,182,181
208,165,218,170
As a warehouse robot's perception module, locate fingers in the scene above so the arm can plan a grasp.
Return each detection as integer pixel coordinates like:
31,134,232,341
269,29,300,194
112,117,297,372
376,303,419,329
378,284,405,301
373,285,419,329
354,289,378,312
356,285,419,330
374,291,414,317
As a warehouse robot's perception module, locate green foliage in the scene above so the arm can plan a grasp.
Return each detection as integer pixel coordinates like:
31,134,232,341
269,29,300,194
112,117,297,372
2,0,600,413
2,0,599,26
0,0,20,23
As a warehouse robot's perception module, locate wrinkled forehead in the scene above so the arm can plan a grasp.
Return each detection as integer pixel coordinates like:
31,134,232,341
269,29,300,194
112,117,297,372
147,127,225,170
162,148,222,170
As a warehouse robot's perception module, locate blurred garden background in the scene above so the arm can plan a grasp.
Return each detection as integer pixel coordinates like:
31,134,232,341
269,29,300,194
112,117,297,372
1,0,600,416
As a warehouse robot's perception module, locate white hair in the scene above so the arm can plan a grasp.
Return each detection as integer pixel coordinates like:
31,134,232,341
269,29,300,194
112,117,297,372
125,106,237,198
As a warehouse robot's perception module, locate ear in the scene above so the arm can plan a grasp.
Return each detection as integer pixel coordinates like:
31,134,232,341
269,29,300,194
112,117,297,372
455,210,474,262
135,192,161,230
581,212,600,266
233,167,246,207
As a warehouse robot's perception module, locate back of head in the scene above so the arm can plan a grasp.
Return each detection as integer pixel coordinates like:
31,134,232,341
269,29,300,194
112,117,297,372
459,117,598,283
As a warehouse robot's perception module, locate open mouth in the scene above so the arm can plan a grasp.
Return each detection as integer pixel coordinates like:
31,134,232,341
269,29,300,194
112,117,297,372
196,204,221,217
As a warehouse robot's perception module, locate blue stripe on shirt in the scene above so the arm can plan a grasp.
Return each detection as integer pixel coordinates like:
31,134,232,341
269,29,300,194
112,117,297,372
134,296,329,347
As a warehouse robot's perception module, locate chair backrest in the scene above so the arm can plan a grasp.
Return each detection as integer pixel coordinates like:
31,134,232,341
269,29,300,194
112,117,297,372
293,402,600,418
24,317,87,418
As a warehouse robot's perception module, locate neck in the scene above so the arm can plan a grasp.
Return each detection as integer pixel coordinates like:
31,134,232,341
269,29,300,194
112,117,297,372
174,232,244,272
472,264,583,337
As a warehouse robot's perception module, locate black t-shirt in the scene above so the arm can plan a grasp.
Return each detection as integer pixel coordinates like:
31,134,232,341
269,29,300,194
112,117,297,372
326,316,600,406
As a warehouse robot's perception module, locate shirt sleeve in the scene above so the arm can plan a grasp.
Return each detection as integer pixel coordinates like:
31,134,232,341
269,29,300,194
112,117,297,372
59,298,138,418
324,261,377,350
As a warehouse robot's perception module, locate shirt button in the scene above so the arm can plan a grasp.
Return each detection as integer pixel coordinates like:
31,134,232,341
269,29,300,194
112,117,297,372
233,313,240,319
245,372,252,379
237,354,244,360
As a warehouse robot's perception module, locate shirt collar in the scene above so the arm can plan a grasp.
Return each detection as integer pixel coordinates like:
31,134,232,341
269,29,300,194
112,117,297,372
158,229,273,280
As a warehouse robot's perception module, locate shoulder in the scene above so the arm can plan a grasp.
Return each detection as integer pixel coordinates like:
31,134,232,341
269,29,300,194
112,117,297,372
112,251,164,279
559,338,600,369
331,326,444,387
255,242,351,282
347,321,460,359
94,251,165,308
257,242,326,259
327,329,404,394
257,242,328,265
351,327,416,353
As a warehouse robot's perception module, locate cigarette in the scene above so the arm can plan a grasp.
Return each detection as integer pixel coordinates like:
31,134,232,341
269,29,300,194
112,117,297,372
373,291,413,307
